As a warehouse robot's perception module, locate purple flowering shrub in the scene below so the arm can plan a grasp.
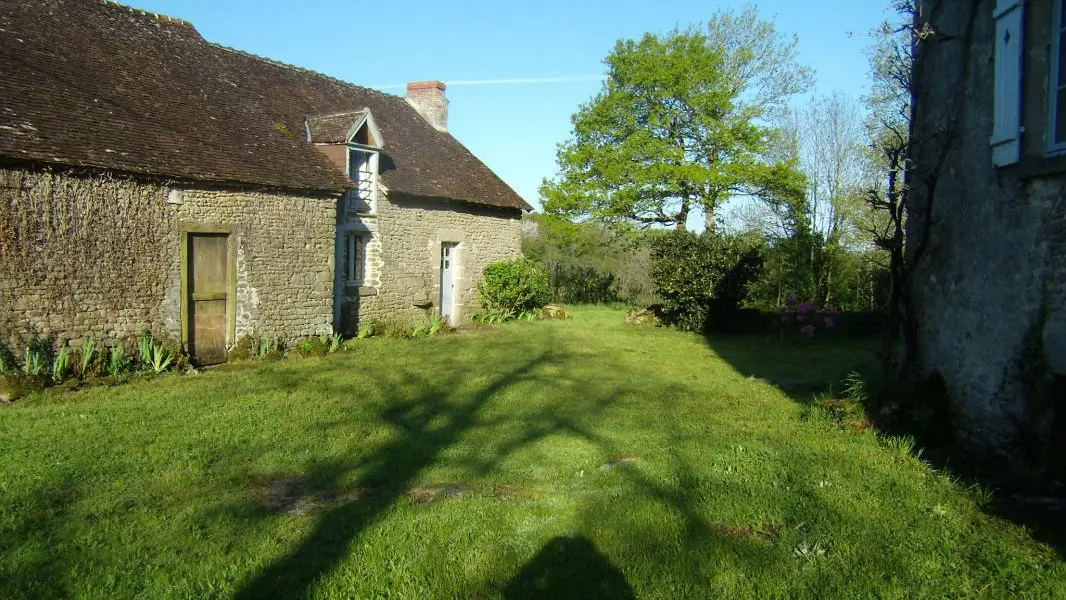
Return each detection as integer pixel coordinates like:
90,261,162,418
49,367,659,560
779,296,840,339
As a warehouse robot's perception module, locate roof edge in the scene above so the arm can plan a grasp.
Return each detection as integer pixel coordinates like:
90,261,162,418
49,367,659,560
95,0,199,34
0,156,347,197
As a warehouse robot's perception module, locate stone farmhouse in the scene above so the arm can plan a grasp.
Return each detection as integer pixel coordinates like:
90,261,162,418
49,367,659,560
909,0,1064,474
0,0,530,363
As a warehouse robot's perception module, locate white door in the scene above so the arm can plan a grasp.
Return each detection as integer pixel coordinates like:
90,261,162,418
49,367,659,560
439,242,458,320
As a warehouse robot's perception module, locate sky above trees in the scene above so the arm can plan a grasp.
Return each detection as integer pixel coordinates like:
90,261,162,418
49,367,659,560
129,0,892,213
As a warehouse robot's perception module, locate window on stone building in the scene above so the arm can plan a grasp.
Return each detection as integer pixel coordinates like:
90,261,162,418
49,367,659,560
342,232,367,285
348,147,378,213
1051,0,1066,152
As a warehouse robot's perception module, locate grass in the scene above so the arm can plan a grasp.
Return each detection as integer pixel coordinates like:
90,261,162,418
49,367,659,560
1,306,1063,599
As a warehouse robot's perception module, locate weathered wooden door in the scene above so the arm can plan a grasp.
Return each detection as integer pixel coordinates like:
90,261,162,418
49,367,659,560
439,242,458,321
187,233,230,364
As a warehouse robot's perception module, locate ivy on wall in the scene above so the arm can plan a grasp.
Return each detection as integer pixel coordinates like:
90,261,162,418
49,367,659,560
0,166,171,343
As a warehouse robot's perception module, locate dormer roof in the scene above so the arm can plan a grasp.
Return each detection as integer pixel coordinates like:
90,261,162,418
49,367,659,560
305,110,383,147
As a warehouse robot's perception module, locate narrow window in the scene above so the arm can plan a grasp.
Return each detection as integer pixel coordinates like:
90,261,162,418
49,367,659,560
342,232,366,284
1052,0,1066,151
348,147,377,212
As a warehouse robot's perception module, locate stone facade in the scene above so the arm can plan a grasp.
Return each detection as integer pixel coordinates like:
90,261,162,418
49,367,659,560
2,164,525,353
0,166,337,350
336,190,523,334
909,0,1065,472
168,187,337,342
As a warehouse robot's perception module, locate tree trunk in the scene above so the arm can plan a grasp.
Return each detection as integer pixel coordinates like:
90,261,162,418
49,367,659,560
676,199,690,231
703,204,715,234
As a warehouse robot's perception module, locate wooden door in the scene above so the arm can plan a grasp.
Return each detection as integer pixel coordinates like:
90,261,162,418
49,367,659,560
439,242,458,321
187,233,230,364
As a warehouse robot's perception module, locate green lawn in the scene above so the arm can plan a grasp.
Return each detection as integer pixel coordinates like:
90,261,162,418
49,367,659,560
2,307,1063,599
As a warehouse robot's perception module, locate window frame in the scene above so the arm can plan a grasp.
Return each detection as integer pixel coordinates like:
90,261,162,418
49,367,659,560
1049,0,1066,154
347,145,379,214
342,231,367,286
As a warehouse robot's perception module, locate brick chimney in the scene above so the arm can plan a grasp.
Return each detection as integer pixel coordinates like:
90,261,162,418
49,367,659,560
406,81,449,132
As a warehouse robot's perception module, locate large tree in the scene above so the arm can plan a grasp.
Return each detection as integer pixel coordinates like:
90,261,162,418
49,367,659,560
541,7,812,232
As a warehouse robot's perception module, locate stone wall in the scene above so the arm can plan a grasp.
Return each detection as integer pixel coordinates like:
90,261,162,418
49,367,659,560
0,165,337,350
909,0,1065,471
168,187,337,342
337,191,523,334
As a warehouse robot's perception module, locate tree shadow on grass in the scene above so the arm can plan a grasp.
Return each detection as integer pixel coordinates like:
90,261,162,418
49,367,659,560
703,330,1066,562
233,348,556,599
701,331,881,404
0,481,82,600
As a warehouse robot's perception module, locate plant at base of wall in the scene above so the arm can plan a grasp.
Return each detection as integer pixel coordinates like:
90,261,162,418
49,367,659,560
77,340,97,379
373,319,414,340
429,315,448,336
148,342,174,374
107,344,132,376
22,344,48,378
411,315,449,339
317,332,344,354
356,323,375,340
326,333,343,353
52,346,72,383
411,321,431,338
297,337,328,357
166,341,190,372
228,336,256,362
137,331,154,369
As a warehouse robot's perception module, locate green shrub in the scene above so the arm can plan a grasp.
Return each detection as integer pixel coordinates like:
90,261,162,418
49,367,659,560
477,258,551,319
521,214,658,306
649,231,763,332
356,322,375,339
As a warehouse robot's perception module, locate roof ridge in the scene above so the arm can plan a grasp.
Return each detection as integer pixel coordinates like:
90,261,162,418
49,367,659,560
307,109,368,119
209,43,401,102
94,0,197,32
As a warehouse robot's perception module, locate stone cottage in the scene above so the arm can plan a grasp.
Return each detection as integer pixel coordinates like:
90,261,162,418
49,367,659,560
909,0,1064,474
0,0,530,363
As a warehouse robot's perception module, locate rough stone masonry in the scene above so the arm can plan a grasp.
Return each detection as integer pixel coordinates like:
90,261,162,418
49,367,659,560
0,166,337,348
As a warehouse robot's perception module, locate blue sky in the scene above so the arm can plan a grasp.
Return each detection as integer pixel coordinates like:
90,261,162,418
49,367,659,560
130,0,892,210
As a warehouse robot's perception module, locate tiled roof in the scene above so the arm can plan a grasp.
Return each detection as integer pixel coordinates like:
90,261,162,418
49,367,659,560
0,0,531,211
306,111,368,145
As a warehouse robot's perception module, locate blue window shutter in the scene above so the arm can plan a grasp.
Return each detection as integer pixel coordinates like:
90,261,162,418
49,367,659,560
991,0,1023,166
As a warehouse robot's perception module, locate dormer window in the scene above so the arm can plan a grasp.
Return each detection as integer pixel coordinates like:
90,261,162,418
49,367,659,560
348,146,378,214
305,108,384,214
